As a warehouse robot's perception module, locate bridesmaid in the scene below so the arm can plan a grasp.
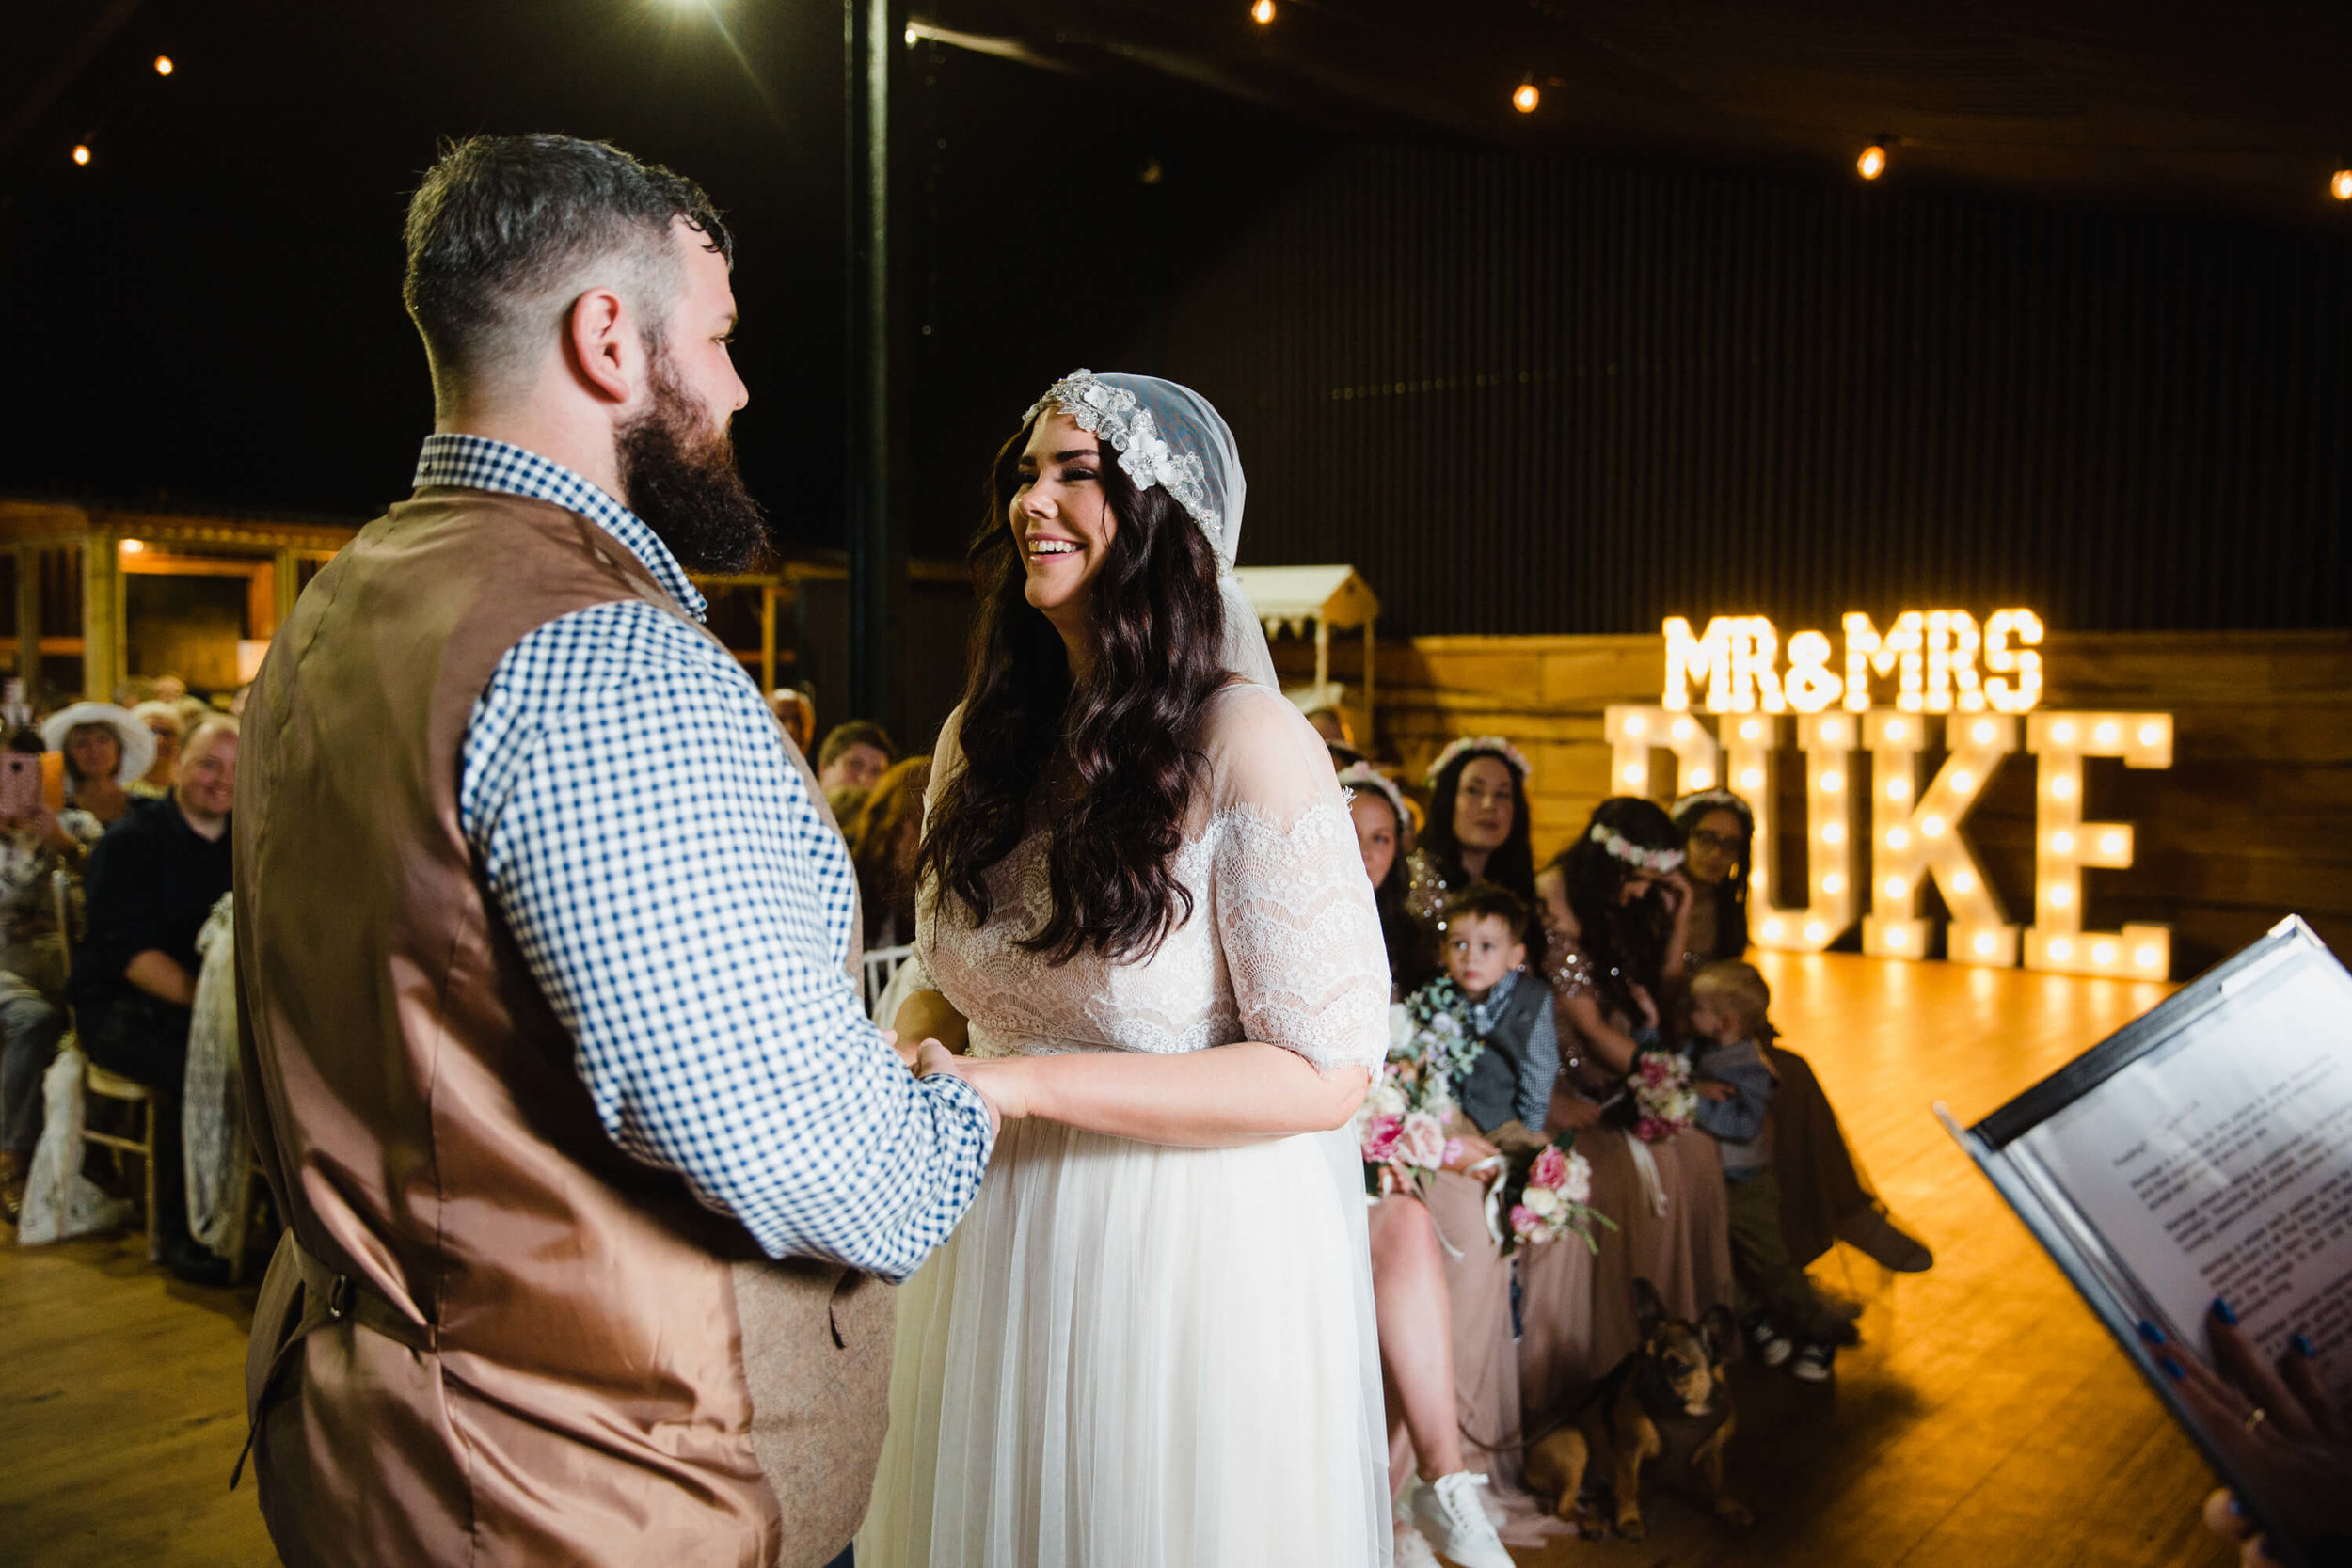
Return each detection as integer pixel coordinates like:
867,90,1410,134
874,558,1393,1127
1519,799,1736,1430
1342,760,1518,1566
1404,737,1536,942
1670,789,1933,1274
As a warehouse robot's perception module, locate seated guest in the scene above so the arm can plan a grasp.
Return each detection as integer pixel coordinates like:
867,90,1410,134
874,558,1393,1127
1337,759,1431,995
68,716,237,1281
766,686,816,754
818,720,896,821
0,730,103,1219
1670,787,1932,1275
1684,959,1842,1381
40,702,155,829
848,754,932,949
1404,736,1536,938
129,701,183,800
1428,880,1556,1155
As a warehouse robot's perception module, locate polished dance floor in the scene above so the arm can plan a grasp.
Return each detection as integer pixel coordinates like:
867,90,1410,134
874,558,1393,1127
0,953,2227,1566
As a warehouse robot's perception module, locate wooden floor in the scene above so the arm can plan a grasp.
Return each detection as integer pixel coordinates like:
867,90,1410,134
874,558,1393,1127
0,954,2229,1566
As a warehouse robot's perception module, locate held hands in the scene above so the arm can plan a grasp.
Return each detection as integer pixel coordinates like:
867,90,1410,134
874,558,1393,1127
882,1028,1021,1136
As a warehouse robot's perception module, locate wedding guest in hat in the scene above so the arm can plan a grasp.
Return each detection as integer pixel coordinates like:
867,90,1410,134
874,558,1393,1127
40,702,155,829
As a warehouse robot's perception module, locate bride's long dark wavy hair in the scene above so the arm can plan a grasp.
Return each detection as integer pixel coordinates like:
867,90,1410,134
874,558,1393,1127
917,414,1230,964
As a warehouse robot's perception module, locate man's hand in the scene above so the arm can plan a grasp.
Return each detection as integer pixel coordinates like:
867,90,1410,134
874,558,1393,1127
897,1033,1016,1138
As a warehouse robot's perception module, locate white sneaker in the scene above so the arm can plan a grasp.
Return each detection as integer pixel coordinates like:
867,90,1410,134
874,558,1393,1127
1790,1340,1836,1383
1409,1471,1516,1568
1746,1314,1792,1368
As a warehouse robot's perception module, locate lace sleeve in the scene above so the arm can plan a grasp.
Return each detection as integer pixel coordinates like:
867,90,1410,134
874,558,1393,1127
1206,687,1391,1075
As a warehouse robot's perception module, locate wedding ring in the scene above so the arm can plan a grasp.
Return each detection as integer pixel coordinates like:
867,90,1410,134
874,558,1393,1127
2245,1407,2268,1435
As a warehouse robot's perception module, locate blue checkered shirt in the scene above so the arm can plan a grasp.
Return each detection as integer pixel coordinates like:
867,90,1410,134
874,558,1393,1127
419,434,993,1282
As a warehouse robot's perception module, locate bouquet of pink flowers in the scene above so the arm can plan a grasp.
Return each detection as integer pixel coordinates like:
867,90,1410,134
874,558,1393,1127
1629,1048,1698,1143
1490,1139,1612,1256
1357,981,1483,1197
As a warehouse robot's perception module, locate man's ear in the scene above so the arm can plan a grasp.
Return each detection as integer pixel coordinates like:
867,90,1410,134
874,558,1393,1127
564,286,637,405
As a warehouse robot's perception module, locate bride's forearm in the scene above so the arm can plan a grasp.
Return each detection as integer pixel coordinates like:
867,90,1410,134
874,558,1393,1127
967,1043,1371,1148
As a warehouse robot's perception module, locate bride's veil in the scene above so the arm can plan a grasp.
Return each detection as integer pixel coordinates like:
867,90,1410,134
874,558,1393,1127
1023,371,1281,690
1025,371,1391,1562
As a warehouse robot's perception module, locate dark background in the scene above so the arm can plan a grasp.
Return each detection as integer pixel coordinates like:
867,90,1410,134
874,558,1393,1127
5,0,2349,637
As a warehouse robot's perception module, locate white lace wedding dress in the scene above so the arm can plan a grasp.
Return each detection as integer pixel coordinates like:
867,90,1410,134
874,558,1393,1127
858,683,1392,1567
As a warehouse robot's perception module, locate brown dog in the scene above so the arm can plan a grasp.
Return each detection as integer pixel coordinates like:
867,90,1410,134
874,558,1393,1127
1525,1278,1752,1540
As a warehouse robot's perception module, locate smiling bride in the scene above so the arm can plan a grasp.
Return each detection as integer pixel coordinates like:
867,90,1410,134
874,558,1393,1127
856,371,1391,1567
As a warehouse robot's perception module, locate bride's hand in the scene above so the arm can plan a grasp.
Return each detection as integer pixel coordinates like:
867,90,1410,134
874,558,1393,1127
910,1041,1018,1135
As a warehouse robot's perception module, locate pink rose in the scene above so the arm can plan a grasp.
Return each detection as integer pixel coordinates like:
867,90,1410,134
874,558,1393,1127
1360,1113,1404,1164
1398,1111,1449,1169
1509,1204,1542,1238
1636,1116,1670,1144
1637,1054,1672,1087
1530,1146,1570,1190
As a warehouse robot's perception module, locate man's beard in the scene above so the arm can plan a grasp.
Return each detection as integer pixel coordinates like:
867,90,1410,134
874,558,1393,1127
615,348,770,574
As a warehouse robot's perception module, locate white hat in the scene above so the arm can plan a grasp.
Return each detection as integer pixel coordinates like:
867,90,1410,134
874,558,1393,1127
40,702,157,787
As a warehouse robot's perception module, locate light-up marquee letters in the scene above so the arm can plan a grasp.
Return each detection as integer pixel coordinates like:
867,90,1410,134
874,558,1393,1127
1616,610,2169,977
1663,609,2044,716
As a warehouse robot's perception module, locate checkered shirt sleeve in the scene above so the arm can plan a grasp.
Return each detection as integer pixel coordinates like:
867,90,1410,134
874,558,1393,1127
434,436,992,1282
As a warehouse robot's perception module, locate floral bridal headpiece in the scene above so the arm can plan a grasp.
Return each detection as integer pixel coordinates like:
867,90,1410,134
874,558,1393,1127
1424,736,1532,791
1026,370,1223,561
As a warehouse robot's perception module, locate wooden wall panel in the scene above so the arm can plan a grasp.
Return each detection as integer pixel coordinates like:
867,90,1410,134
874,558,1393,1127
1278,629,2352,972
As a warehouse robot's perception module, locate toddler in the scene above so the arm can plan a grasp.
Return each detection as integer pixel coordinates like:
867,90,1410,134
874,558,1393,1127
1687,959,1839,1383
1425,880,1558,1154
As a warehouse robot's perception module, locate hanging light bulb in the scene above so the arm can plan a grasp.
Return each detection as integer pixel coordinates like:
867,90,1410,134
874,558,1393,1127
153,55,174,75
2334,168,2352,202
1512,80,1540,114
1250,0,1275,24
1857,142,1887,181
72,144,91,166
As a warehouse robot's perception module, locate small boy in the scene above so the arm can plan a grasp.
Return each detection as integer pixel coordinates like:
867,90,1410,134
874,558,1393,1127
1429,881,1558,1155
1686,959,1840,1383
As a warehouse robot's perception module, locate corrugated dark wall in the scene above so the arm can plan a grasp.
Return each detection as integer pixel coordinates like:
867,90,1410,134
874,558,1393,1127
1155,146,2352,636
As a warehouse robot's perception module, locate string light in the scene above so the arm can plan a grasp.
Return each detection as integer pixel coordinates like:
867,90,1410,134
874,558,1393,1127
1857,142,1887,181
1250,0,1275,24
72,145,90,166
1512,80,1540,115
2335,169,2352,201
154,55,174,75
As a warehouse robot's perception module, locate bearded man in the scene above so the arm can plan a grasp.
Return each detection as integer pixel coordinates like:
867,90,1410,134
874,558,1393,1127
234,135,999,1568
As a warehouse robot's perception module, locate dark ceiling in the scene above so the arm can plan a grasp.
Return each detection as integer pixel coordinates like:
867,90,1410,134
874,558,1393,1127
3,0,2347,534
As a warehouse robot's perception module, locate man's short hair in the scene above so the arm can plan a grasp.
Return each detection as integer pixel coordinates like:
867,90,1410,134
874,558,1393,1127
818,721,898,770
403,134,732,404
183,715,240,758
1441,879,1529,943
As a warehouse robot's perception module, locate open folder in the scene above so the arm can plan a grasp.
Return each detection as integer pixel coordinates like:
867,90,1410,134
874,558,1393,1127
1940,916,2352,1568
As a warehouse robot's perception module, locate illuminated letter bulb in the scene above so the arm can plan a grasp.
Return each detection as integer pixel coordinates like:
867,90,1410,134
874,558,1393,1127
1922,816,1946,838
1886,828,1909,850
2048,886,2073,907
1950,871,1976,895
1804,922,1826,943
1820,770,1844,793
1972,721,1995,744
1821,874,1844,895
2095,722,2119,746
1762,919,1786,942
1687,769,1714,789
1622,765,1645,787
2334,169,2352,201
2050,939,2074,961
1885,721,1907,743
2052,832,2074,853
2136,945,2160,970
1740,768,1764,789
1974,933,1997,956
1512,82,1540,114
2051,775,2074,800
1741,721,1764,742
1886,777,1909,800
1625,713,1646,737
2138,723,2163,747
1884,878,1907,899
2094,942,2117,966
1858,143,1887,180
1820,720,1847,746
2053,721,2076,744
1820,822,1846,846
1949,769,1974,792
2101,832,2124,857
1671,718,1694,741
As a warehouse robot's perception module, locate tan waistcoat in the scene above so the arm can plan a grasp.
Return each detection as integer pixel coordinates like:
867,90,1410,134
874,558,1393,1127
234,489,889,1568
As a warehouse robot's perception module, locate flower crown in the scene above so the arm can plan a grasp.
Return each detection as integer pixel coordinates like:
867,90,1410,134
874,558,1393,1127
1671,787,1753,826
1335,762,1406,825
1590,823,1685,876
1424,736,1531,791
1025,370,1222,556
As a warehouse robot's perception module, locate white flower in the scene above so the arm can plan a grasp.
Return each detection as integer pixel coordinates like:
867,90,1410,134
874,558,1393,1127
1560,1152,1593,1205
1368,1080,1408,1120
